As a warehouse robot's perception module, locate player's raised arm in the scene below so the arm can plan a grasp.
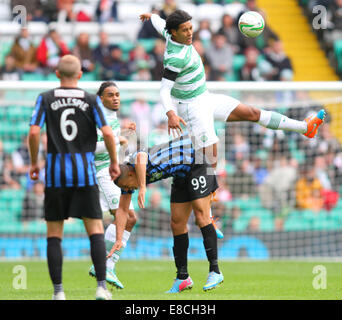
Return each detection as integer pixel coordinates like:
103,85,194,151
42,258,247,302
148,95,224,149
139,12,167,38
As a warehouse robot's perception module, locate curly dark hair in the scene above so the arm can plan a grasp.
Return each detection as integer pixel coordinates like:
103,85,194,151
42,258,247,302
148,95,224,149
96,81,118,96
165,10,192,34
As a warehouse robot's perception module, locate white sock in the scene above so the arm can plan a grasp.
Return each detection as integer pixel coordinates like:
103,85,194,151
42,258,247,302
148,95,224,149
104,224,116,270
104,225,131,270
258,110,307,134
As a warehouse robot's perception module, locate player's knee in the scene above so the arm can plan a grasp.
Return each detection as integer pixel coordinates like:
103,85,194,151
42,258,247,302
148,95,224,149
127,210,138,228
193,208,210,227
248,106,261,122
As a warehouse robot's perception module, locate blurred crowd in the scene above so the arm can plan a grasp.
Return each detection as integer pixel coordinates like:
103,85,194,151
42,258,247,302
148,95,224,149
0,0,296,82
1,0,342,234
1,103,341,233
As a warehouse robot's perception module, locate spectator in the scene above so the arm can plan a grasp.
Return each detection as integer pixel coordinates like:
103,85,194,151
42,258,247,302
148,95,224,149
138,6,163,40
150,39,166,80
193,19,213,45
192,39,212,80
0,155,21,190
228,133,250,163
93,31,112,66
10,28,38,72
263,40,293,81
36,29,70,71
247,216,261,232
131,60,152,81
96,0,118,23
314,155,339,211
259,156,297,215
206,33,234,80
160,0,178,20
131,95,151,138
100,45,130,80
216,169,232,202
11,136,30,177
252,155,269,185
324,0,342,46
228,160,256,199
40,0,59,22
57,0,76,22
0,55,22,81
32,8,50,23
72,32,96,73
128,44,154,75
22,180,45,221
217,14,241,54
240,46,263,81
296,164,324,212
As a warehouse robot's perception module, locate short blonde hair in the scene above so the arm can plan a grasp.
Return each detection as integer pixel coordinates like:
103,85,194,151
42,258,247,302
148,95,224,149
57,55,81,79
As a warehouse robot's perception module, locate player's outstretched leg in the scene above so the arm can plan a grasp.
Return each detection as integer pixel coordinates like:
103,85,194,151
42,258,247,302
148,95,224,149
303,109,326,138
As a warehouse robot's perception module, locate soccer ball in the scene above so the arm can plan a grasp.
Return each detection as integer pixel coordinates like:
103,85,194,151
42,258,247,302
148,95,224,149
238,11,265,38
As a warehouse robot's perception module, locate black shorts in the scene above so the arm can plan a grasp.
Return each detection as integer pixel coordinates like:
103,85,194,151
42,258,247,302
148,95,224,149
170,163,218,203
44,185,103,221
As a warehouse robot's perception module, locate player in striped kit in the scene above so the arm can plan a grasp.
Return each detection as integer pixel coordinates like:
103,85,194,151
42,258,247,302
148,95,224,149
88,81,137,289
109,134,224,292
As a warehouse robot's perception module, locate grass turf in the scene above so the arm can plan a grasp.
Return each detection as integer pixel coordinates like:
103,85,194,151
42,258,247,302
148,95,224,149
0,260,341,300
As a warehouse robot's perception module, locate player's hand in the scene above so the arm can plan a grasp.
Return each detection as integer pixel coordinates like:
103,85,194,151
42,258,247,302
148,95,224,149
139,13,152,22
107,240,123,258
29,164,40,181
109,162,121,181
138,187,146,209
128,122,136,131
167,111,187,137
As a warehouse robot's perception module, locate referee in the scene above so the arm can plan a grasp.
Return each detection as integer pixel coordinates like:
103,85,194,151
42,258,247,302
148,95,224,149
28,55,120,300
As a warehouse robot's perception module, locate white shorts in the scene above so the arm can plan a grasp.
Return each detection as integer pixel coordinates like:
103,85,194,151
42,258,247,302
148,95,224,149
97,169,134,212
174,91,240,149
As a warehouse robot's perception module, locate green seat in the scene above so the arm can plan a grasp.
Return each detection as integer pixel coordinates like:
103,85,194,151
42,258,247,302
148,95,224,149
233,54,246,72
119,41,135,53
0,41,12,67
232,215,249,232
46,73,58,81
80,72,97,81
2,140,21,153
22,73,45,81
0,221,23,234
137,39,157,53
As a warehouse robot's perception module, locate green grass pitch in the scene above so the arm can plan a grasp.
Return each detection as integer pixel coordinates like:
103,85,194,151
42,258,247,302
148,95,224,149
0,260,341,300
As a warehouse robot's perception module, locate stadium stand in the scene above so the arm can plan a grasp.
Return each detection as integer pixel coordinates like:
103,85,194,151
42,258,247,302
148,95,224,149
0,0,341,259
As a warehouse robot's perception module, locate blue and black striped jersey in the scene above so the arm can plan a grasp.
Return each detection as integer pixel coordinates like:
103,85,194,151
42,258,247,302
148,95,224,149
30,87,108,188
123,133,195,194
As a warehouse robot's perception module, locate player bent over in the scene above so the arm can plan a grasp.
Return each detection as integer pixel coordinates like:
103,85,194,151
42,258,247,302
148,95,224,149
110,133,224,292
88,81,137,289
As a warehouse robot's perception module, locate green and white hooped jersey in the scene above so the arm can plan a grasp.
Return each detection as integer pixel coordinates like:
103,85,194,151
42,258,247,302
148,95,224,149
151,14,207,101
95,107,120,174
